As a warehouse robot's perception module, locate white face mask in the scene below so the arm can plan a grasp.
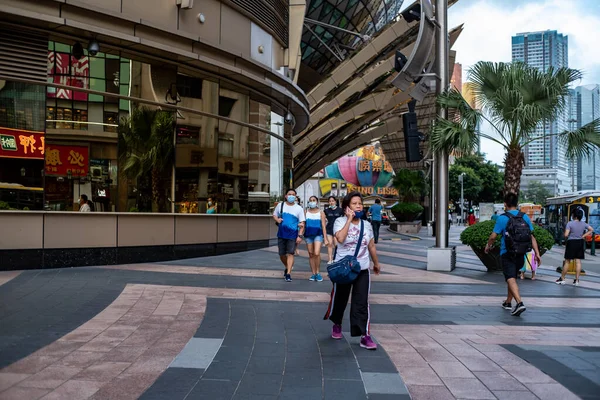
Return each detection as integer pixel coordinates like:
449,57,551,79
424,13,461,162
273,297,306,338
309,201,318,209
208,201,212,206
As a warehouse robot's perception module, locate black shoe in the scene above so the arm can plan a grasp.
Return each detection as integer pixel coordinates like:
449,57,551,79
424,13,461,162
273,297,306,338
501,301,512,310
285,274,292,282
284,268,287,278
511,302,526,316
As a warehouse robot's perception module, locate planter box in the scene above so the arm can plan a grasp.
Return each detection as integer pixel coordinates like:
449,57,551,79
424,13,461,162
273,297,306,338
471,246,546,271
390,221,421,234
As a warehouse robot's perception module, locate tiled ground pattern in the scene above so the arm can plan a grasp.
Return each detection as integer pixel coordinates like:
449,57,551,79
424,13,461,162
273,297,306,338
0,228,599,399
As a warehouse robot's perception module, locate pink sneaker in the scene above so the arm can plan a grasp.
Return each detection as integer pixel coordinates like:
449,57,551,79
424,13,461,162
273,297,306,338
360,335,377,350
331,324,343,339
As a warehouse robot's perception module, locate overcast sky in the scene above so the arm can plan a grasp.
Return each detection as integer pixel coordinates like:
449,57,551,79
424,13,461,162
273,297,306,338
403,0,600,164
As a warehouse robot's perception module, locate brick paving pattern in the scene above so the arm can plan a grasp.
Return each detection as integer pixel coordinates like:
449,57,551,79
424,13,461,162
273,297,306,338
0,227,599,399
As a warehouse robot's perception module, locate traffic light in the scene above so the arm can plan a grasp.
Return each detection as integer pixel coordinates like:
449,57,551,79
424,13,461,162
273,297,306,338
403,111,423,162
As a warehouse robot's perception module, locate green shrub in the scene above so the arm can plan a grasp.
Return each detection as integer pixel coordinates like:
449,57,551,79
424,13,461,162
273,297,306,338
22,207,30,211
129,207,139,212
460,220,554,251
390,202,423,222
227,208,240,214
0,201,11,210
391,202,423,215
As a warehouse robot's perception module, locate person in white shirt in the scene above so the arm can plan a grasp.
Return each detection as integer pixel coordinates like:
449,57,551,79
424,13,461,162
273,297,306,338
79,194,91,212
323,191,381,350
272,189,305,282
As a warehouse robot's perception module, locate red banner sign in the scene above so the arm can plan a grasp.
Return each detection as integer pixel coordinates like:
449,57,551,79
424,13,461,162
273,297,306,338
44,144,89,177
0,127,45,160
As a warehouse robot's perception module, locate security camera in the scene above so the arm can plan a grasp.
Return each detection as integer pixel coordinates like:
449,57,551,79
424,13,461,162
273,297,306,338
88,39,100,56
284,111,294,124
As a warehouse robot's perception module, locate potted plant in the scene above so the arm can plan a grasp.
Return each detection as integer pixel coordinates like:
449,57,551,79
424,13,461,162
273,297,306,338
460,220,554,271
390,169,427,233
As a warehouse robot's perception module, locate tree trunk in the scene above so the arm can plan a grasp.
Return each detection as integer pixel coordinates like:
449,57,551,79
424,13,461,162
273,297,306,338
151,168,161,213
503,146,525,196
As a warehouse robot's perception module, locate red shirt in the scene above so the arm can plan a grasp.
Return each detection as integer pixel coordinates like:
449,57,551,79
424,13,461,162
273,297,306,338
467,214,476,225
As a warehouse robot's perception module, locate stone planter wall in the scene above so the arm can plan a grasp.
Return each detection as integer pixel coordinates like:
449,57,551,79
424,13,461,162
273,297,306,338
390,221,421,234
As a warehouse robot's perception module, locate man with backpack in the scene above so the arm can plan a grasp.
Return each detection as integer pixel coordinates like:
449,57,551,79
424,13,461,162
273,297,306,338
484,193,541,316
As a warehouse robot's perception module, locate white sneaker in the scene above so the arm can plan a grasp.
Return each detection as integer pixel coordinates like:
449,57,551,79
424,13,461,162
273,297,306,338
574,280,580,286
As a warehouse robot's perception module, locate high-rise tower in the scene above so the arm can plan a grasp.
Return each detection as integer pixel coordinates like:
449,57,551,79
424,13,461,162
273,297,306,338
512,30,570,195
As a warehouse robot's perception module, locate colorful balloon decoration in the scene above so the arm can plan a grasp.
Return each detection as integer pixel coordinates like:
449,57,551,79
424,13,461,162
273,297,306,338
321,145,396,197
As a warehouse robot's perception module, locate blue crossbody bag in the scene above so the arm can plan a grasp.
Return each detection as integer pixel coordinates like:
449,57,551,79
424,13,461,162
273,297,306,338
327,220,363,284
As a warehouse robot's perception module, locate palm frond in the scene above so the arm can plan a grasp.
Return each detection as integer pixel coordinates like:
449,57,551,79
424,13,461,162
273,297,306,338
559,119,600,161
430,118,479,156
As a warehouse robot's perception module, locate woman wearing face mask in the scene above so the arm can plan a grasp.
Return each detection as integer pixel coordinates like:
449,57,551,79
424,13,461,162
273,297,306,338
304,196,329,282
206,197,217,214
324,191,381,350
324,196,343,264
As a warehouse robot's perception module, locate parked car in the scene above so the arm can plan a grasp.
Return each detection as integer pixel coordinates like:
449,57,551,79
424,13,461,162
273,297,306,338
382,212,391,226
534,217,547,228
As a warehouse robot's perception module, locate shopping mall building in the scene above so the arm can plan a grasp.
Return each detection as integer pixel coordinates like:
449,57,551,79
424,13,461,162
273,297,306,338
0,0,315,214
0,0,460,268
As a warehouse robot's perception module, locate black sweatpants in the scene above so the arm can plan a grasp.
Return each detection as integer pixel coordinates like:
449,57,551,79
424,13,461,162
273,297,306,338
323,269,371,337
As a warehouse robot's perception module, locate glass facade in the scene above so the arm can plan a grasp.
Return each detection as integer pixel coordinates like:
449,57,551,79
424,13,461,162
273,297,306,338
0,40,286,213
300,0,404,87
573,85,600,190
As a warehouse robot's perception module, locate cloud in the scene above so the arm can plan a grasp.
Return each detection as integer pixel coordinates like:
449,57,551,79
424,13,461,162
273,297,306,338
444,0,600,164
449,0,600,84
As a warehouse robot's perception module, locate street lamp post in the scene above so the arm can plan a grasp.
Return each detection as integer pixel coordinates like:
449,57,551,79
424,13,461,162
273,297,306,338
459,172,465,226
427,0,455,271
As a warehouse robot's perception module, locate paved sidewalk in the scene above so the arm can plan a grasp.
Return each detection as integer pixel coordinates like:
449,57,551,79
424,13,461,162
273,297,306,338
0,228,599,399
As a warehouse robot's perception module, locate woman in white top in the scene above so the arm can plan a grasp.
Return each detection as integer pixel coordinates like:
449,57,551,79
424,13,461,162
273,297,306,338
304,196,329,282
323,191,381,350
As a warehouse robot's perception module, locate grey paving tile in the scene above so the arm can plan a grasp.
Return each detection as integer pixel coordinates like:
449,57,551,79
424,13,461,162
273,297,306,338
322,360,362,380
368,395,410,400
201,360,248,381
323,378,366,400
169,338,223,369
186,378,238,400
194,299,230,339
361,372,408,395
246,356,285,374
236,372,282,395
139,367,203,400
355,355,398,373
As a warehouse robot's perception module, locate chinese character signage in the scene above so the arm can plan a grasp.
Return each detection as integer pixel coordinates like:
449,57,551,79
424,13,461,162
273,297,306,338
0,127,45,160
45,145,89,177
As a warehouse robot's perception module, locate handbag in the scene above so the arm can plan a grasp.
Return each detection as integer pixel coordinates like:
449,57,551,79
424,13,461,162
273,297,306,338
327,220,364,284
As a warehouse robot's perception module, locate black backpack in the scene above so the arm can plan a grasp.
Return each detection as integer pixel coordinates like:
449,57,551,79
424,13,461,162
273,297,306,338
504,212,532,254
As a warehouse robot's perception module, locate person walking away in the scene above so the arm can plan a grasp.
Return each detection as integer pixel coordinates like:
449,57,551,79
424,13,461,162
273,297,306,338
485,193,541,316
273,189,305,282
206,197,217,214
369,199,383,244
467,211,476,226
491,211,499,222
325,196,344,264
304,196,329,282
324,192,381,350
556,208,593,286
79,194,91,212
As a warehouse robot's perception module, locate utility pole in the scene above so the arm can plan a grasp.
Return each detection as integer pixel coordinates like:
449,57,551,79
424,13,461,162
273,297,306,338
427,0,455,271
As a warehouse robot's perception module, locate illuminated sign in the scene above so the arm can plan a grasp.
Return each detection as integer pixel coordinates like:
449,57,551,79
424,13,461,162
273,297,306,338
45,145,89,177
0,128,45,160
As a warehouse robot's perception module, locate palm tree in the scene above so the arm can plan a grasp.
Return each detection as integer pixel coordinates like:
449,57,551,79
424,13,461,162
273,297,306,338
392,168,429,203
431,61,600,195
118,106,175,212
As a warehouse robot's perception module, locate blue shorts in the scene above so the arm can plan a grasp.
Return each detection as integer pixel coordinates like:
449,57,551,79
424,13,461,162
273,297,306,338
305,235,324,244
